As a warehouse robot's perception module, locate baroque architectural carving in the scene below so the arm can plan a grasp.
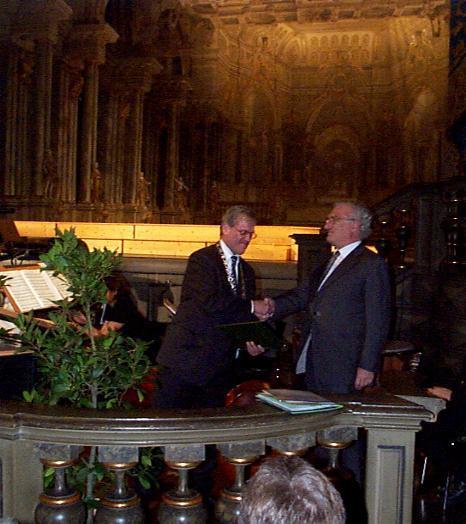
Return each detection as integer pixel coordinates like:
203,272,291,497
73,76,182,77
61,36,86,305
0,0,463,224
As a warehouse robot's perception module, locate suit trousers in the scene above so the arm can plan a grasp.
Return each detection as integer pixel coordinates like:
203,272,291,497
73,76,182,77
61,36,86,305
152,366,235,409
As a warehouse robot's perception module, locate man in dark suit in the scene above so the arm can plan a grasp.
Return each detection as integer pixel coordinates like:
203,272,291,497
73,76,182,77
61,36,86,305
253,202,391,489
255,201,391,395
154,205,264,409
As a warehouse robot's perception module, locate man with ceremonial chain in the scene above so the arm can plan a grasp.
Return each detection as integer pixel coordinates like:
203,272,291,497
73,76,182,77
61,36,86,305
154,205,264,409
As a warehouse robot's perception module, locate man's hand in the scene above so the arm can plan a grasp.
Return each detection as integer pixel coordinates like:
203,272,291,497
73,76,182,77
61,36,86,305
354,367,375,390
254,297,275,320
426,386,452,401
245,341,265,357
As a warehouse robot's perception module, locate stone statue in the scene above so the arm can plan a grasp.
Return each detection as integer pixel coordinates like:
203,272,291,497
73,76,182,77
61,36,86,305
205,180,221,221
136,173,151,208
43,149,58,199
91,162,104,203
68,70,84,100
268,182,287,224
18,54,34,83
119,98,131,121
174,176,189,211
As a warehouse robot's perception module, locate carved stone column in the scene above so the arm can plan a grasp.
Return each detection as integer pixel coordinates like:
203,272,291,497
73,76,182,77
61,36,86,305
99,57,161,211
79,60,99,203
56,59,84,203
66,23,118,203
100,92,121,204
5,0,71,197
4,45,34,196
155,79,190,215
119,58,162,206
32,39,54,196
167,100,182,210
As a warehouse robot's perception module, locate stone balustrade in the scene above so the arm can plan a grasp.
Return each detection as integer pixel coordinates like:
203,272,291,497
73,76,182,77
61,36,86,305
0,391,433,523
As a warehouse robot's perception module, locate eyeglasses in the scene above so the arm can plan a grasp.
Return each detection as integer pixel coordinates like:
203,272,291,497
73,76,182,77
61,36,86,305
233,227,257,239
325,216,357,224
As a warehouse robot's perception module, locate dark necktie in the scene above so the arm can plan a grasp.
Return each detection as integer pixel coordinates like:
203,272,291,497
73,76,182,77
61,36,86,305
319,250,340,286
231,255,239,292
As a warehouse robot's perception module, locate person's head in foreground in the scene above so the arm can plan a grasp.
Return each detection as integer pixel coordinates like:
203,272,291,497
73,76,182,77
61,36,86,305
238,456,345,524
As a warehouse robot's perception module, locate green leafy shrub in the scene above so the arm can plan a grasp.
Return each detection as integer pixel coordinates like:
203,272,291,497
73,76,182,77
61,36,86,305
0,229,156,514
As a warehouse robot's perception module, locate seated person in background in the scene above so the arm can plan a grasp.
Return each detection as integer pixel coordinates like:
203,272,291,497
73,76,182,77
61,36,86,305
238,456,345,524
417,356,466,493
74,273,163,361
94,274,146,338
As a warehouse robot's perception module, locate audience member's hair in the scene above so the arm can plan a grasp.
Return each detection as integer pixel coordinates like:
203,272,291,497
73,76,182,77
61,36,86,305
238,456,345,524
221,205,257,227
335,201,373,239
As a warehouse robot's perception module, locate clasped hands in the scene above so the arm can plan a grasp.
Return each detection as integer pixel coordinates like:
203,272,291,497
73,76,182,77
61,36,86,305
253,297,275,321
245,297,276,357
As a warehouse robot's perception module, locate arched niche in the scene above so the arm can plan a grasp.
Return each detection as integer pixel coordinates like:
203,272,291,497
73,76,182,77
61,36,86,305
308,125,361,202
304,92,370,201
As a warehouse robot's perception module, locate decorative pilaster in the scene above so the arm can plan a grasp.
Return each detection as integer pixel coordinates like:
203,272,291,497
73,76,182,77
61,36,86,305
365,427,417,524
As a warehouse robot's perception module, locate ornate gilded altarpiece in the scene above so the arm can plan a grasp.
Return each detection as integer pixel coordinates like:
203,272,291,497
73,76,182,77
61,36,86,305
0,0,463,224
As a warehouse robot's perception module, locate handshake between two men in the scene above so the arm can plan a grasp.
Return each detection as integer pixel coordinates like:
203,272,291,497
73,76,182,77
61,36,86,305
254,297,275,321
244,298,276,356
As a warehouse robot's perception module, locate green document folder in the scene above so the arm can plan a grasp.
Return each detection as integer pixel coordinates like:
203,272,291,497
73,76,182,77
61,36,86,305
256,389,343,414
219,320,282,351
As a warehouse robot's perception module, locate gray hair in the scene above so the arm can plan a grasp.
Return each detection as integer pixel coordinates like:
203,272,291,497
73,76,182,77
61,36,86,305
221,205,257,227
238,456,345,524
335,201,372,239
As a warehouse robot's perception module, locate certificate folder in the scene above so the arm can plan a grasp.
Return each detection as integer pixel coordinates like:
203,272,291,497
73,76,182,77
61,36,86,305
219,320,282,351
256,389,343,414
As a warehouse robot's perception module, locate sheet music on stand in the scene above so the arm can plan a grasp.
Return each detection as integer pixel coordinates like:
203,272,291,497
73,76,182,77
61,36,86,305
0,264,72,328
0,264,71,313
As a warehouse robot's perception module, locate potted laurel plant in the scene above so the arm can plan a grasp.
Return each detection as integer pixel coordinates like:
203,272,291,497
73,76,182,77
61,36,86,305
0,228,155,522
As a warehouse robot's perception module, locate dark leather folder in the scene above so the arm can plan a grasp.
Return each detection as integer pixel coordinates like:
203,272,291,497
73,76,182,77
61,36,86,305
219,320,282,352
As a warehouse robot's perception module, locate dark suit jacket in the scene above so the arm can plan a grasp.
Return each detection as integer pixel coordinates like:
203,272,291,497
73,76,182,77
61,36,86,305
274,244,391,394
156,243,256,387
